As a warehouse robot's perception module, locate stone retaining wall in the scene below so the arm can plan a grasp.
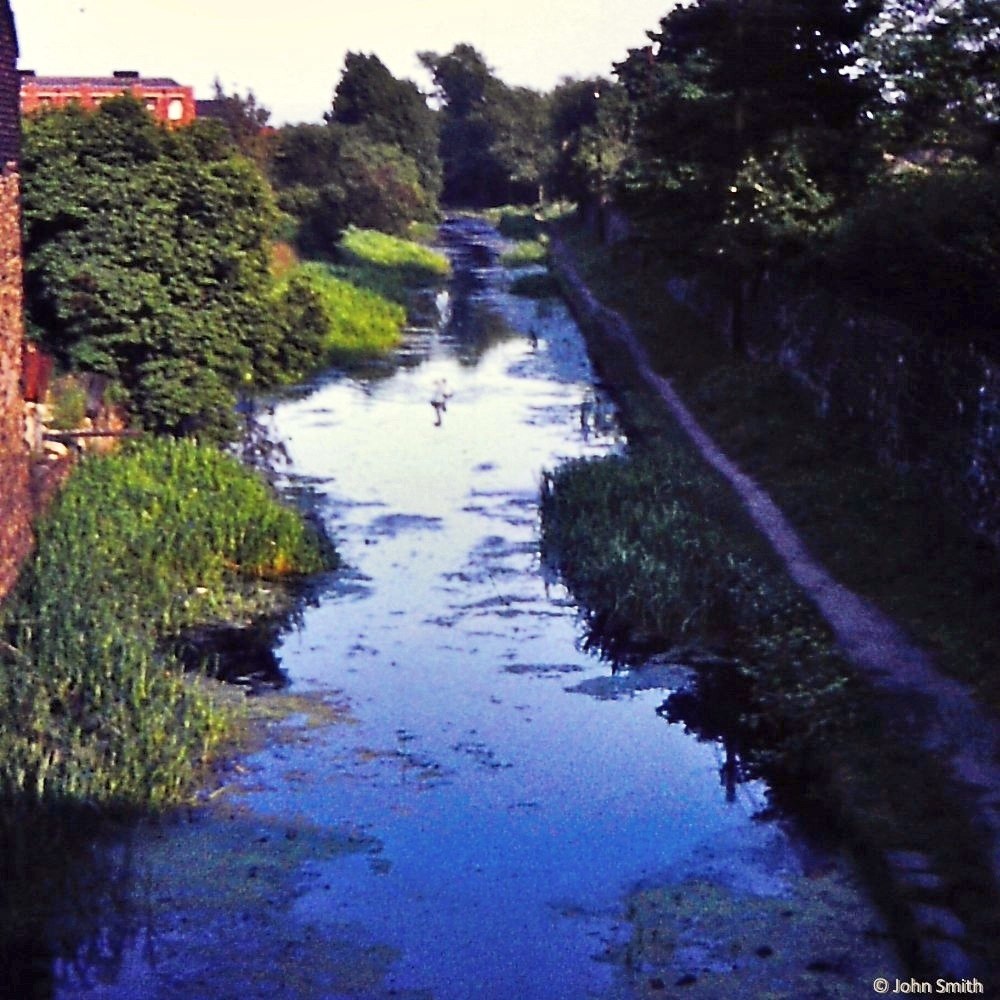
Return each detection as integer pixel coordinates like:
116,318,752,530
667,268,1000,552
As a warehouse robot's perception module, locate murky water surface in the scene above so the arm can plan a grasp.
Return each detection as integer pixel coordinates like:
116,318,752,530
47,219,897,999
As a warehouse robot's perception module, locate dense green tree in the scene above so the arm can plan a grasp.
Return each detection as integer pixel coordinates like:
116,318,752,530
486,85,553,204
328,52,442,201
419,44,552,206
21,96,314,440
861,0,1000,160
271,122,432,251
609,1,879,350
271,54,441,248
205,78,275,169
547,77,612,202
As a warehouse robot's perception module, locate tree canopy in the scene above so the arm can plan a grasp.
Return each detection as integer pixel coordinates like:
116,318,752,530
271,53,441,250
22,97,325,440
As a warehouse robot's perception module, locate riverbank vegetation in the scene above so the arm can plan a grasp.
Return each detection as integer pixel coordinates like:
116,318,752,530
330,226,451,305
0,438,332,818
539,380,1000,972
556,222,1000,716
272,261,406,364
21,87,448,443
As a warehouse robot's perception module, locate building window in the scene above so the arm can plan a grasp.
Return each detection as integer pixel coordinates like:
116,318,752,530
167,98,184,121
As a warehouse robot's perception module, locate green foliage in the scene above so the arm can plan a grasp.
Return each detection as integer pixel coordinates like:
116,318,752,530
825,162,1000,341
500,239,547,268
272,53,441,252
272,261,406,362
560,216,1000,712
0,439,332,814
338,226,450,278
272,123,436,252
540,445,852,769
205,78,274,169
614,0,875,275
328,52,442,204
419,44,551,206
47,377,88,431
21,97,284,442
861,0,1000,158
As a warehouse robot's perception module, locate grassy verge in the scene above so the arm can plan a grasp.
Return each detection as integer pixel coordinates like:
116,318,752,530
557,220,1000,714
275,261,407,363
331,226,450,306
500,239,548,269
0,438,334,817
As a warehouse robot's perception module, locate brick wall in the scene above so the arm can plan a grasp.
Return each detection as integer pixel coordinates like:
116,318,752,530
0,1,32,601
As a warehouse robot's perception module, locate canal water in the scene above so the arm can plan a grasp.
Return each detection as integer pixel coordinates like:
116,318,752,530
48,219,899,999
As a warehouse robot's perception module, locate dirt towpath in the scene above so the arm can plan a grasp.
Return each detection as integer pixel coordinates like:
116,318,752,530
551,237,1000,973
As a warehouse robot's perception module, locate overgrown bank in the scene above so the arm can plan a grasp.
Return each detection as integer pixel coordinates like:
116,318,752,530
0,438,332,818
556,219,1000,715
539,221,1000,978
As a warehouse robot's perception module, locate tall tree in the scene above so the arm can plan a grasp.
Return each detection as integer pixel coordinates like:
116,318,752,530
206,78,274,168
616,0,879,350
328,52,442,203
22,97,286,440
419,44,554,206
861,0,1000,160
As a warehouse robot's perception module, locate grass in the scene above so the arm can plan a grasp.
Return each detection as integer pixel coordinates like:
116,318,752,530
275,261,408,362
481,202,574,241
0,438,334,817
332,226,450,305
500,239,548,269
557,220,1000,713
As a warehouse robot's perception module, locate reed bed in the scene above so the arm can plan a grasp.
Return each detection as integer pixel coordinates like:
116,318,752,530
0,438,332,815
540,445,853,774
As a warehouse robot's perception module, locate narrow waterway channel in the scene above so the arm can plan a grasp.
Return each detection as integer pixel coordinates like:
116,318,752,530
50,219,901,999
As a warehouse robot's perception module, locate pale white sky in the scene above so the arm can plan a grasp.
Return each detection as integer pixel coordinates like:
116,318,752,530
12,1,676,124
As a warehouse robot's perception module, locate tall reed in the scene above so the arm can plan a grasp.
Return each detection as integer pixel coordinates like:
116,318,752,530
0,438,333,814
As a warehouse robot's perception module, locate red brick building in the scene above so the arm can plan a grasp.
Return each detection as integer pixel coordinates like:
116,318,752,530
20,69,196,126
0,0,32,601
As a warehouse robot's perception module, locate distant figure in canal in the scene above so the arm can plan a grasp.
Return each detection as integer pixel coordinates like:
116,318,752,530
580,391,594,440
528,327,539,350
431,378,452,427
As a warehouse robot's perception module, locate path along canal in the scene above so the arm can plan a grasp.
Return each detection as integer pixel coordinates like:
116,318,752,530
51,218,901,999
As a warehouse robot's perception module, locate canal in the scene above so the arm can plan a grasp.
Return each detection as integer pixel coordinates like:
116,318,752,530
51,218,900,999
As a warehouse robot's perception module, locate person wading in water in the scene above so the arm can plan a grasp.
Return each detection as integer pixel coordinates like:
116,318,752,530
431,378,453,426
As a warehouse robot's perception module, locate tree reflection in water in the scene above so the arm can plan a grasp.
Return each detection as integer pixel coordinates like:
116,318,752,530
1,809,141,997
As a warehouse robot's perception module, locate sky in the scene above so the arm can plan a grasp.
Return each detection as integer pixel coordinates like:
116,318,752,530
12,0,676,125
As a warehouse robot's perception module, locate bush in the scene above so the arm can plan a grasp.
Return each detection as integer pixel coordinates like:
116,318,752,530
826,163,1000,344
